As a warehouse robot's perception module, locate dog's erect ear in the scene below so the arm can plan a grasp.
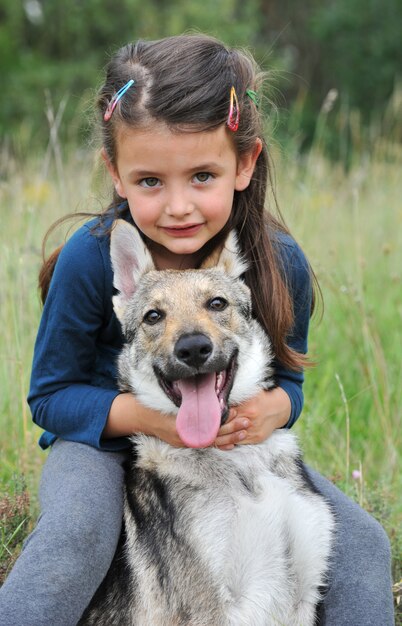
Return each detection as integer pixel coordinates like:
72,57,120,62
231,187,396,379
201,231,248,279
110,220,155,320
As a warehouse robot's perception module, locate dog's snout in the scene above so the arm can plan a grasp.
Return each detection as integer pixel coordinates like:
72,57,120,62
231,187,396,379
174,333,213,368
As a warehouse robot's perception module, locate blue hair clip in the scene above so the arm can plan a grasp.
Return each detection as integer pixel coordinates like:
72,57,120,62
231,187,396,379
104,79,135,122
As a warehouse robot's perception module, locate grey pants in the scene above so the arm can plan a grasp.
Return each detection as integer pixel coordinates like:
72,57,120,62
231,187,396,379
0,440,394,626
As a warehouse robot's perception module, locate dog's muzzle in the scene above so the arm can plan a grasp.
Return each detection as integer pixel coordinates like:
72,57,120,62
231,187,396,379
155,344,238,450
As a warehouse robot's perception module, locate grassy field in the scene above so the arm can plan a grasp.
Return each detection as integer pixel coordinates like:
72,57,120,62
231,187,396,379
0,133,401,614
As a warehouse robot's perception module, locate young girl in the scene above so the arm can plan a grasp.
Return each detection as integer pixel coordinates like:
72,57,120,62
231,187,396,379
0,35,394,626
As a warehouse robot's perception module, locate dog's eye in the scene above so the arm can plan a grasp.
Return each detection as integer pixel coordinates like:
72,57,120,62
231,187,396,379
143,309,164,325
207,297,228,311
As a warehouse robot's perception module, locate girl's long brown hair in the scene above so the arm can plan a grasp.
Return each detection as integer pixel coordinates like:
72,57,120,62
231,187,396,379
40,34,318,371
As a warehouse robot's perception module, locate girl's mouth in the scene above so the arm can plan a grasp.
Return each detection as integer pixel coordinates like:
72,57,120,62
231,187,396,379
160,224,204,237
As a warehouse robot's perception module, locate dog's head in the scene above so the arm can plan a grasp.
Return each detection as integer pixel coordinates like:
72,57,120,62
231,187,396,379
111,220,273,449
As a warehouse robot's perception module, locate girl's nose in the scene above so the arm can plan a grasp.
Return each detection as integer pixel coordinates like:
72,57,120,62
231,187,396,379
165,191,195,217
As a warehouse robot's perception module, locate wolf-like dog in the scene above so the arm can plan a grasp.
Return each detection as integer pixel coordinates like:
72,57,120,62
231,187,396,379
79,220,334,626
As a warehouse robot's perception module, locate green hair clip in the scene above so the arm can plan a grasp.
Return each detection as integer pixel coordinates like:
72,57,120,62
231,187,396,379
246,89,259,108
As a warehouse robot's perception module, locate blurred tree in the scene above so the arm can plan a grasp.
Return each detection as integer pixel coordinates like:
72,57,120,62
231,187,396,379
311,0,402,118
257,0,322,95
0,0,401,155
0,0,261,146
256,0,402,153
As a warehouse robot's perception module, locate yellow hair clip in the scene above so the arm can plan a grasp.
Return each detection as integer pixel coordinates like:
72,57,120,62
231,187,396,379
227,86,240,132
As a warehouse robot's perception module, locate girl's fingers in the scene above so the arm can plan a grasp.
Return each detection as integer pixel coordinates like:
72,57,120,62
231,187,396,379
218,417,250,437
215,416,250,449
215,429,248,449
227,408,238,421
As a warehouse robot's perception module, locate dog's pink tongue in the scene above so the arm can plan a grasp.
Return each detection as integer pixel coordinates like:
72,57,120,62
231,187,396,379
175,374,220,448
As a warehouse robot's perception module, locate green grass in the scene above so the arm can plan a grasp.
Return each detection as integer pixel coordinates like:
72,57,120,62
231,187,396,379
0,476,30,582
0,136,401,614
277,150,402,488
275,144,402,615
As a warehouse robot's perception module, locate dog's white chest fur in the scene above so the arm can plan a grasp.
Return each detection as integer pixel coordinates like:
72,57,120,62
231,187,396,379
123,433,334,626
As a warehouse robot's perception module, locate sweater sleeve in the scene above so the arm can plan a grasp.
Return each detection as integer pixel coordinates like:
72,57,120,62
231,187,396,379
273,235,313,428
27,224,126,451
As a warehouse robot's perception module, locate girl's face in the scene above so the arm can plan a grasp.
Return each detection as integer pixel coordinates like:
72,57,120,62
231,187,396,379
104,123,261,269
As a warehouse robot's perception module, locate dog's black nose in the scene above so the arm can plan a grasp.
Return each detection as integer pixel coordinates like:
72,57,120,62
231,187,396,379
174,333,213,368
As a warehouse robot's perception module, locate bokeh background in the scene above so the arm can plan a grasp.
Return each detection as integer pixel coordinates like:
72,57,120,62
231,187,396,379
1,0,401,616
1,0,402,156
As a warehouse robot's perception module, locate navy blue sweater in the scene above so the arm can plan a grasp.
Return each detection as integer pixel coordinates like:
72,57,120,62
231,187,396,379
28,212,312,451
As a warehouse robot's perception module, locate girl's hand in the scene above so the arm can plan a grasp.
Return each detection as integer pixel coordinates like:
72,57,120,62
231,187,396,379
214,387,291,451
105,388,291,451
103,393,185,447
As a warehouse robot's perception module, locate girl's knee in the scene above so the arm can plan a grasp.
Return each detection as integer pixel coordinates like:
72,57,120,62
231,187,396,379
341,504,391,557
309,470,392,571
361,513,391,562
332,503,392,589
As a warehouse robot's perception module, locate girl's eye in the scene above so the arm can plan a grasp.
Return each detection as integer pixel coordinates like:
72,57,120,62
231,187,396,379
207,297,228,311
194,172,211,184
143,309,165,325
140,177,160,188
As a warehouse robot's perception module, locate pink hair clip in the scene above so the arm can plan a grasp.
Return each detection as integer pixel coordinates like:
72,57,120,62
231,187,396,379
104,79,135,122
227,86,240,132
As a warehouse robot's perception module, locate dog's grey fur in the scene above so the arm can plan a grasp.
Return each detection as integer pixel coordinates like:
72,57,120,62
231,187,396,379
79,220,334,626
